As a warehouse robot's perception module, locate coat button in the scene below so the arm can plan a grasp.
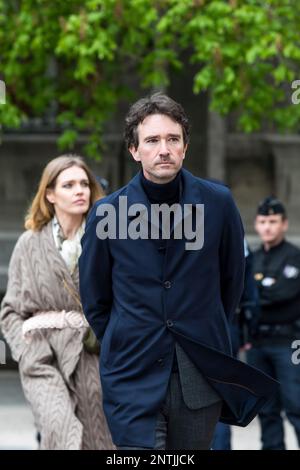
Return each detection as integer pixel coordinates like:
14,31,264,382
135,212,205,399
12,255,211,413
157,358,164,366
164,281,172,289
166,320,174,328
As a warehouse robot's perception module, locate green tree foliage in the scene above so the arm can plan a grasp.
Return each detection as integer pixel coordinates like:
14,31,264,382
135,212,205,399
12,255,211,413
1,0,300,158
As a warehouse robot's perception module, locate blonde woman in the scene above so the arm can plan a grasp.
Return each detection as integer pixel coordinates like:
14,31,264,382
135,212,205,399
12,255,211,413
0,155,114,450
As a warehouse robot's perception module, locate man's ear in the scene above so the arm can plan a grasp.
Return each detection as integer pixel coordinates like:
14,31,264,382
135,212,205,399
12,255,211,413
182,144,188,159
46,189,55,204
283,218,289,233
129,145,141,162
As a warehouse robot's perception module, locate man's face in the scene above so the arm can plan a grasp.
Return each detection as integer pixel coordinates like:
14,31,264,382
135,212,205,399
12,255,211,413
255,214,288,246
129,113,187,184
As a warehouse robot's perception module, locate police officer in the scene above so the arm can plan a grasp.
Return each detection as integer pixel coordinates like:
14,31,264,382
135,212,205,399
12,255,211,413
247,196,300,449
212,239,260,450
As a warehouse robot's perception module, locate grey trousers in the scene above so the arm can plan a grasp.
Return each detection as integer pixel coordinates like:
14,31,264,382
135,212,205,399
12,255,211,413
118,372,222,450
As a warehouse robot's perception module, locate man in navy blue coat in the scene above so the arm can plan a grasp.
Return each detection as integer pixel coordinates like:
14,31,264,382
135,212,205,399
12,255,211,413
79,93,278,449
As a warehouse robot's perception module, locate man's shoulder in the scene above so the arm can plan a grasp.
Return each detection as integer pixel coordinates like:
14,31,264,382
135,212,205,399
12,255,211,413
283,240,300,258
93,185,128,208
183,169,231,199
198,177,230,197
93,171,233,210
254,241,300,259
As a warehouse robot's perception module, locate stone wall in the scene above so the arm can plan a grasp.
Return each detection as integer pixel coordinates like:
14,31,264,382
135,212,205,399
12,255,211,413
227,134,300,237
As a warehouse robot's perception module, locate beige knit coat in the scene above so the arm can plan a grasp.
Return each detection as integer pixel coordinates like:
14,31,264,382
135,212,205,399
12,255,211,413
0,222,114,450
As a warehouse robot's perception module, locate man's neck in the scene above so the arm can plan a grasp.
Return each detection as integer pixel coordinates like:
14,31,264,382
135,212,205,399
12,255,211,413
263,236,285,252
142,171,177,185
140,170,182,205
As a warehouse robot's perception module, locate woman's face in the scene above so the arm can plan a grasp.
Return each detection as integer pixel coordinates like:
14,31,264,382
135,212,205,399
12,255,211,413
46,165,91,218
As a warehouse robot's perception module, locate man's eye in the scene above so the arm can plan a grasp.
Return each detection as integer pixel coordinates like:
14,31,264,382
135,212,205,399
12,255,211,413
147,138,158,144
169,137,179,142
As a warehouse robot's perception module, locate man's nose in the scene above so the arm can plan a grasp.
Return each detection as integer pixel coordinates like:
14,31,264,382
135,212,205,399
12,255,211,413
159,139,169,155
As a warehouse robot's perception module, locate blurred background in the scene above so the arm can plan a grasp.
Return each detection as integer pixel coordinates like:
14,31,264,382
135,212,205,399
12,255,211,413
1,0,300,449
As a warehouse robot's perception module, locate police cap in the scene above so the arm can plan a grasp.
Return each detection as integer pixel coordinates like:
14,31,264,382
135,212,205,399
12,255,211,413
256,196,286,216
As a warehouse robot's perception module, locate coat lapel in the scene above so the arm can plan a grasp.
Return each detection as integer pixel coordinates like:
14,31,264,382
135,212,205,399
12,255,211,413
41,222,79,295
126,169,204,239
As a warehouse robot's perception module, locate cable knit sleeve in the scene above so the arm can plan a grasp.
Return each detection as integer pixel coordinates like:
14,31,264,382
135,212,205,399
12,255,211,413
0,233,32,362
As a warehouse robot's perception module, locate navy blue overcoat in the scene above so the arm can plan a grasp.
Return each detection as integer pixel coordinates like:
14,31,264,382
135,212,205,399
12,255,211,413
79,168,278,447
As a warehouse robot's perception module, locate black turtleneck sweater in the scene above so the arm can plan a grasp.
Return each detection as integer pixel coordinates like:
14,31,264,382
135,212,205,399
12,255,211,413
140,170,182,371
140,170,182,206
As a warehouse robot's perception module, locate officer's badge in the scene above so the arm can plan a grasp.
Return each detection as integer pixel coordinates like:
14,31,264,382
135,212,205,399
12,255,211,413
283,265,299,279
261,277,276,287
254,273,264,281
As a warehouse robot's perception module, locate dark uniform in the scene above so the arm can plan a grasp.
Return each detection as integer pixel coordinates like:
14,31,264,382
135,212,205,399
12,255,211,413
212,239,260,450
248,198,300,449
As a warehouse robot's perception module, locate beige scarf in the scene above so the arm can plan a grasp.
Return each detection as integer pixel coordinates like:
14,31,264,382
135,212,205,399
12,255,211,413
52,216,85,276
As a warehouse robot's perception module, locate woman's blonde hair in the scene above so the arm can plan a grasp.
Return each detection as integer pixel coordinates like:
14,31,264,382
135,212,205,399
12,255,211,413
25,154,105,231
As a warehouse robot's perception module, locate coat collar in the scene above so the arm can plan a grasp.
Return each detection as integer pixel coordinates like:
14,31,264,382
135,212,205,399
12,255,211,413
126,168,201,207
126,168,203,235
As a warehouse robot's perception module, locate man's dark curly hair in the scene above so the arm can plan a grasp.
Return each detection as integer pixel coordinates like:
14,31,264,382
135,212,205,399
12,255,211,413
124,93,190,149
